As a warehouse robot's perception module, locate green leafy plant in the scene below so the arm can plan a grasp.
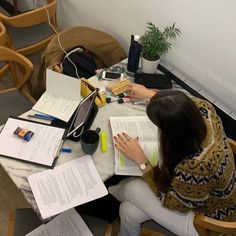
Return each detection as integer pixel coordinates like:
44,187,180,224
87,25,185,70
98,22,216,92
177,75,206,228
140,21,181,61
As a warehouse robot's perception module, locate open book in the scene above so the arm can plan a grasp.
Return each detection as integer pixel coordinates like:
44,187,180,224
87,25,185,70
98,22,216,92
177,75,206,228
110,116,159,176
28,155,108,219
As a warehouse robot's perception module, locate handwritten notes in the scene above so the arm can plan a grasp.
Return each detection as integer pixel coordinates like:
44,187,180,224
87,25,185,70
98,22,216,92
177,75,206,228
0,117,65,167
33,69,81,122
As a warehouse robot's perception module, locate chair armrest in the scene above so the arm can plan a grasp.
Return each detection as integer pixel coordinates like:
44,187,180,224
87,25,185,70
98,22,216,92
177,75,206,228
194,214,236,235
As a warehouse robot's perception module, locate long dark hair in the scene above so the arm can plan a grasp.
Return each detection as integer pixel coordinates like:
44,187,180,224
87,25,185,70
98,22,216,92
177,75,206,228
146,90,207,192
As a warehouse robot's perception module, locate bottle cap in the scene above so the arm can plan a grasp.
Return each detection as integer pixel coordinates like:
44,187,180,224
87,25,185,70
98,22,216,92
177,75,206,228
134,35,140,41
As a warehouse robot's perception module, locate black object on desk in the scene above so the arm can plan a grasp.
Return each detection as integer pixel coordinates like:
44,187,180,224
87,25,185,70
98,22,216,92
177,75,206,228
134,73,172,89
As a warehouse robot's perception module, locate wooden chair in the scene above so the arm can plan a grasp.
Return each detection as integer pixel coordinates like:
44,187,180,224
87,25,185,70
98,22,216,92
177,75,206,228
0,46,36,125
0,0,57,56
0,20,11,79
0,21,7,46
141,138,236,236
7,208,112,236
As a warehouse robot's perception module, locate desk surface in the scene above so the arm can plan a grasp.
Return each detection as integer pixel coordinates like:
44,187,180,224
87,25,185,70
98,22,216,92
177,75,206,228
0,62,185,217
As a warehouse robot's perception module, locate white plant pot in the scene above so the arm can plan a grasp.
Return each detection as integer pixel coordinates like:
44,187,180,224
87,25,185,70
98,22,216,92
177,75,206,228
141,57,160,74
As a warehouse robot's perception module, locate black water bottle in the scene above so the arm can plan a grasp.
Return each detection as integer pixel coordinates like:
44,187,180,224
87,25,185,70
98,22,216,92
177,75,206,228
127,35,142,73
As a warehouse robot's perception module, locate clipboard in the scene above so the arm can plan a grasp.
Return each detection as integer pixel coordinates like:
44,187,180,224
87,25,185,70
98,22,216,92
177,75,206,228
0,116,67,168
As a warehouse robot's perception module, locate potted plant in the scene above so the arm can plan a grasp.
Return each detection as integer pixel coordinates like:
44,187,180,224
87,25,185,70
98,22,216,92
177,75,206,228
140,21,181,73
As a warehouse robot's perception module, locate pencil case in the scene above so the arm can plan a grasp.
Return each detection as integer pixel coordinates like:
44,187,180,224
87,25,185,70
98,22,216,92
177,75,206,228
81,77,106,108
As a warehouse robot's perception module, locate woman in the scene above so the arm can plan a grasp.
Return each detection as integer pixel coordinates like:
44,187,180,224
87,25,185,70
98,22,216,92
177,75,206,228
109,84,236,236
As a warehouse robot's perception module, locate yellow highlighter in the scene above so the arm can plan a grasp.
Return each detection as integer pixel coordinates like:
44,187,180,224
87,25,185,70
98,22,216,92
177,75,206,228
100,130,108,153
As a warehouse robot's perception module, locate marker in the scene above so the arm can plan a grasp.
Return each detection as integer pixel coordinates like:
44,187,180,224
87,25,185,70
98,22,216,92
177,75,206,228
106,97,119,103
132,100,148,105
100,131,107,153
61,148,72,153
118,98,131,103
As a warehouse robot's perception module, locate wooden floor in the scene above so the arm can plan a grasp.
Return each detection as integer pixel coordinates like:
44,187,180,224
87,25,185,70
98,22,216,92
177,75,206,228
0,63,27,236
0,165,31,236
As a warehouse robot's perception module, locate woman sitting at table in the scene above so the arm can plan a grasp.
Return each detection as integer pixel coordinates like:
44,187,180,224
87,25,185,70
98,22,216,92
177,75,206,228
109,84,236,236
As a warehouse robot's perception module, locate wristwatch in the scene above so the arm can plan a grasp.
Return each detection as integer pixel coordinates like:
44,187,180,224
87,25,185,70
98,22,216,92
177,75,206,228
139,162,148,170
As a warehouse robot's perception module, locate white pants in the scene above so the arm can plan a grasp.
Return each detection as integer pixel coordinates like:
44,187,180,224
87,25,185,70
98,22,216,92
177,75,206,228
108,177,199,236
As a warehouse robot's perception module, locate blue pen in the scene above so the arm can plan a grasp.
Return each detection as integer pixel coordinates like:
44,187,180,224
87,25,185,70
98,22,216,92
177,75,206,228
61,148,72,153
28,114,56,121
34,113,57,119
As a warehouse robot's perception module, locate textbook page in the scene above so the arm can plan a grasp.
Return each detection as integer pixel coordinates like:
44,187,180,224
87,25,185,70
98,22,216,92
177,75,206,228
28,155,108,219
110,116,159,176
26,208,93,236
33,69,81,122
0,117,65,167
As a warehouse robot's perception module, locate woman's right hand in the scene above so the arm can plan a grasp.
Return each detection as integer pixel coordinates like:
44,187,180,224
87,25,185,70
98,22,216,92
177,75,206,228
113,132,148,165
127,83,157,99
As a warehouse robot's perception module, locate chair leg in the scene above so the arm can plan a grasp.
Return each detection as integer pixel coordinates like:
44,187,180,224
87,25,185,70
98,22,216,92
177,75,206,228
104,223,112,236
7,211,15,236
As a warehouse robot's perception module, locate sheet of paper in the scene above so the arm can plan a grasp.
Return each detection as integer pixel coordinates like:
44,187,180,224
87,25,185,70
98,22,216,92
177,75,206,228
0,117,65,166
33,69,81,122
28,155,108,219
46,69,81,100
26,208,93,236
110,116,159,176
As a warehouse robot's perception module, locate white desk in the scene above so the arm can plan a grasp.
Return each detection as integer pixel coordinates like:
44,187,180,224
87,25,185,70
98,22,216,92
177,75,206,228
0,75,149,215
0,63,185,217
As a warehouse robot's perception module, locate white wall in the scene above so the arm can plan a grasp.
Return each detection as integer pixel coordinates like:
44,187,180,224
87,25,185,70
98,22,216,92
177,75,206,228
57,0,236,118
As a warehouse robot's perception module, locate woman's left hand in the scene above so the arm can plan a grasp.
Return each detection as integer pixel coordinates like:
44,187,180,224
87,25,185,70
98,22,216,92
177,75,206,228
113,132,148,165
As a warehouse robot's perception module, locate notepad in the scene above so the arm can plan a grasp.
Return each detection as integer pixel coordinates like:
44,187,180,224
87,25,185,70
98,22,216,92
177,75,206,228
33,69,81,122
0,117,66,167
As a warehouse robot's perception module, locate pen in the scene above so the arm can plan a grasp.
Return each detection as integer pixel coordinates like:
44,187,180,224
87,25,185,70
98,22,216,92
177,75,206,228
61,148,72,153
34,113,57,119
28,114,56,121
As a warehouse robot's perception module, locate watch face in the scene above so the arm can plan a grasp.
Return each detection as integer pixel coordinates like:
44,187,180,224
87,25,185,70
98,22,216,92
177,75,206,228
140,163,147,170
